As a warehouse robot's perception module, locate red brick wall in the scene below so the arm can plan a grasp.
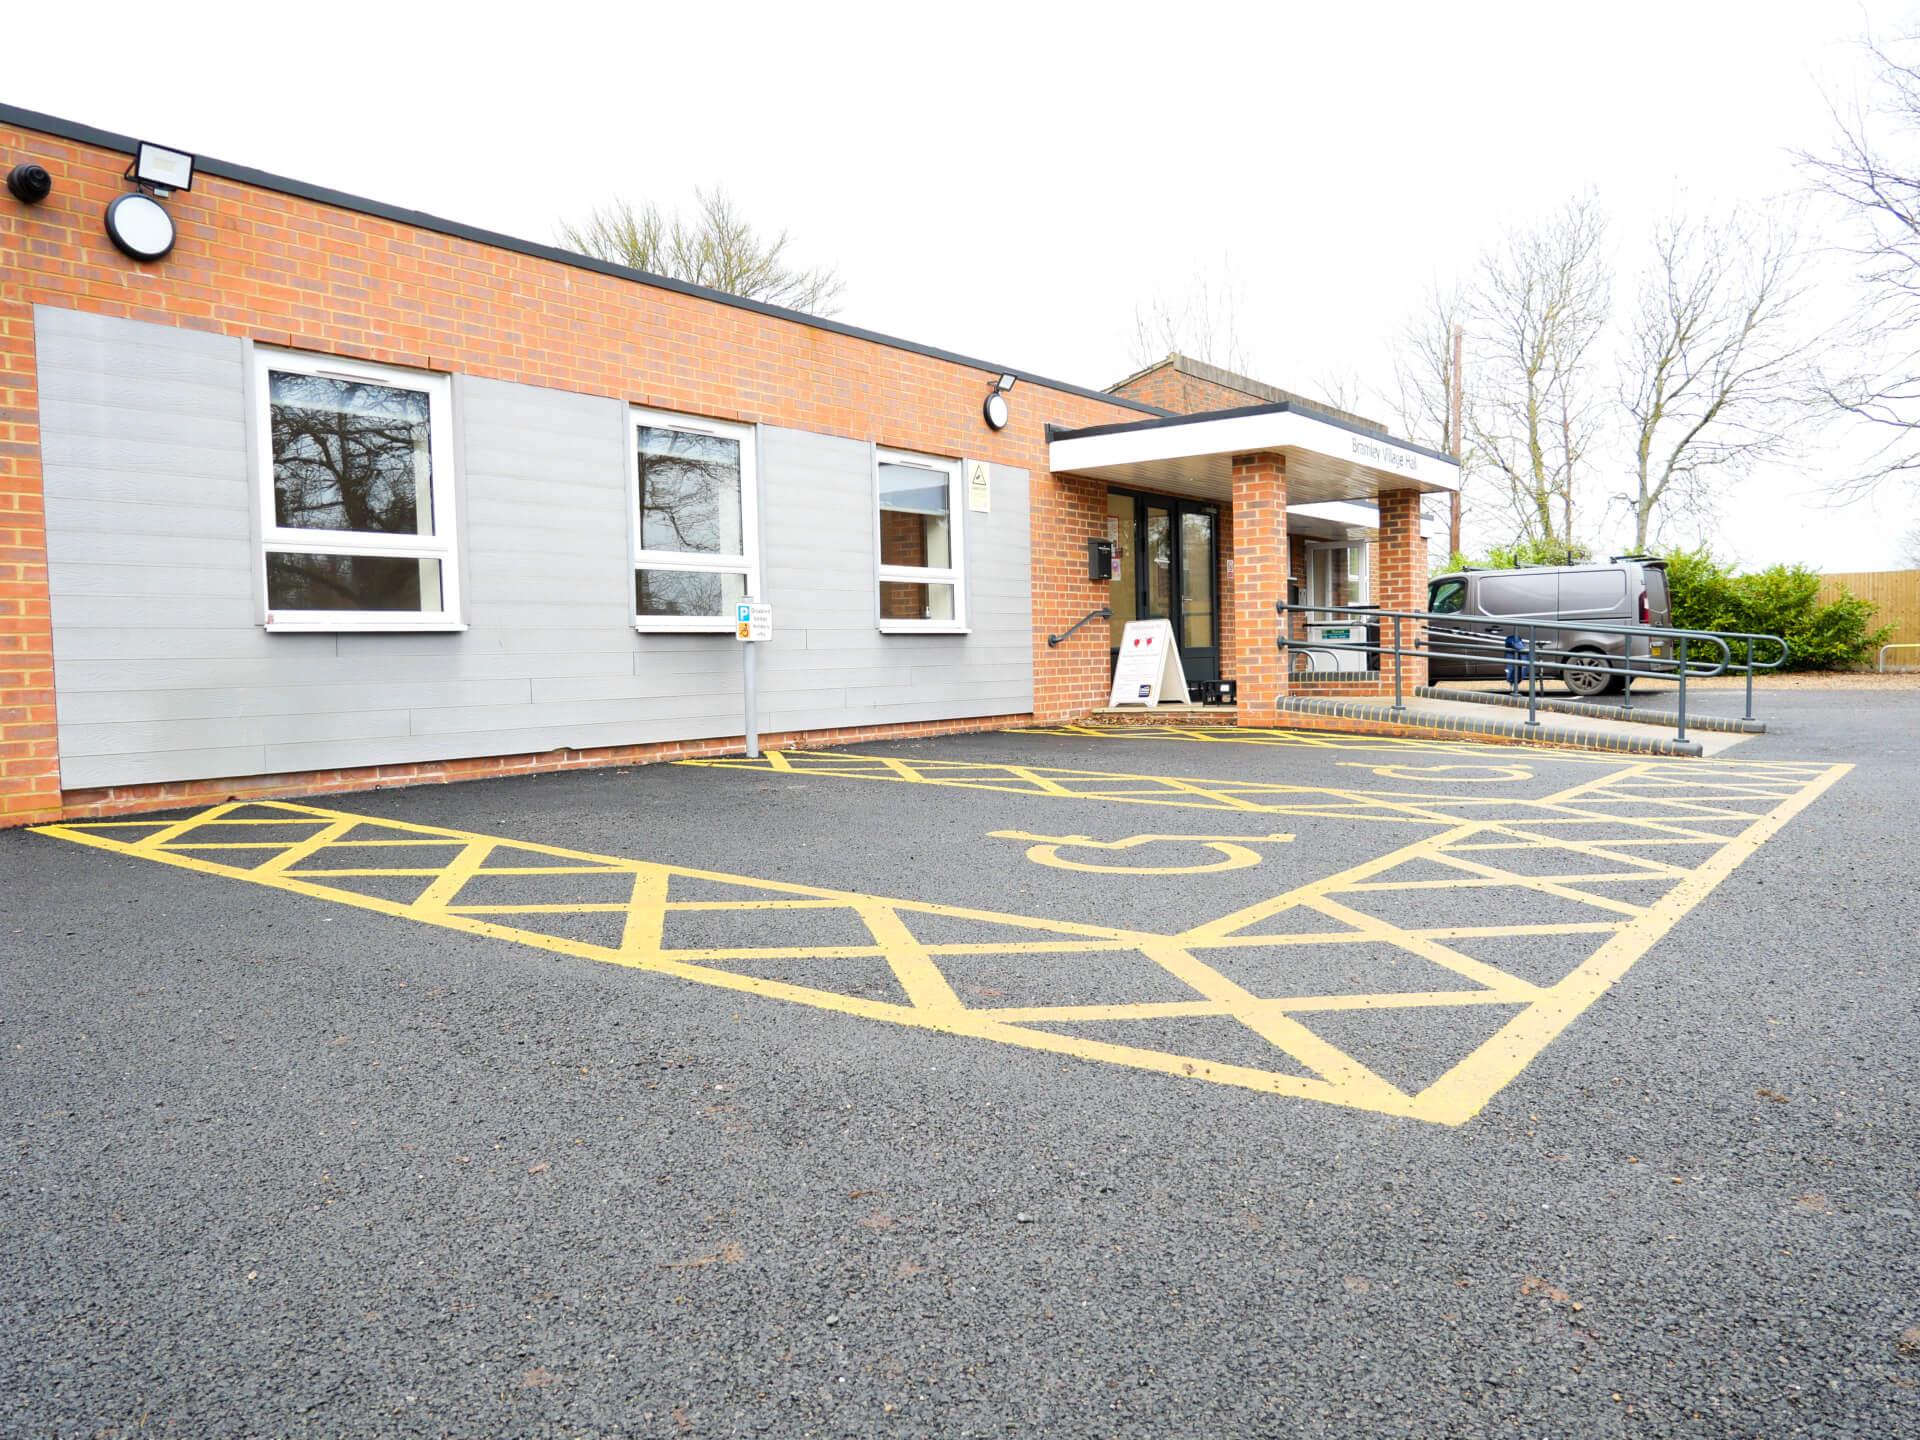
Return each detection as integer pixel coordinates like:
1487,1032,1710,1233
0,116,1156,820
1230,453,1287,723
1373,490,1429,690
1030,472,1114,719
0,293,53,822
1112,367,1266,416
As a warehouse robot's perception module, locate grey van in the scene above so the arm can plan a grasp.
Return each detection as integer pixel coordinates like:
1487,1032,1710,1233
1426,559,1673,697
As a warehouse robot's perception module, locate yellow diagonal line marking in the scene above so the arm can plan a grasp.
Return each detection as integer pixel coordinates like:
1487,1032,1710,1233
1300,893,1548,996
131,802,248,851
1180,822,1486,944
854,901,966,1017
1003,765,1078,796
1411,851,1650,918
972,1000,1230,1023
1407,761,1854,1124
409,839,499,911
620,869,669,955
250,817,362,876
33,757,1851,1127
1129,937,1408,1102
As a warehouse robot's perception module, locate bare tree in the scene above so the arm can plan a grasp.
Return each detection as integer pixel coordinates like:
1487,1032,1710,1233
1129,265,1255,380
1800,34,1920,493
1467,196,1611,554
1617,208,1815,549
1902,520,1920,567
1390,286,1480,562
1306,367,1369,419
558,189,844,315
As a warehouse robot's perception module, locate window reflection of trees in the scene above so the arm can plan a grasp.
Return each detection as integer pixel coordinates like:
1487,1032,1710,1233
637,428,741,555
269,374,433,534
266,553,435,611
636,569,742,617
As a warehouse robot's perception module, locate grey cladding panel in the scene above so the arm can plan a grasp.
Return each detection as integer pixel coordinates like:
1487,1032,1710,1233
755,430,1033,719
39,310,1037,789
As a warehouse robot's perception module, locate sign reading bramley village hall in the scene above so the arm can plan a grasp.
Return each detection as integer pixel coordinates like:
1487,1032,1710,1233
1109,619,1188,706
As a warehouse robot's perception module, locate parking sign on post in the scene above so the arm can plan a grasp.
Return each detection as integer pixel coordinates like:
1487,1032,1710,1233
736,602,771,758
735,602,772,642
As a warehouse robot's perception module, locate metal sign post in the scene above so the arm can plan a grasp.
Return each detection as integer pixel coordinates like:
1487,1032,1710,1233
735,601,772,759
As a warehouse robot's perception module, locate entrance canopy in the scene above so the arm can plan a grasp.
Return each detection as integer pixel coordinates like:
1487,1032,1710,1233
1049,402,1459,506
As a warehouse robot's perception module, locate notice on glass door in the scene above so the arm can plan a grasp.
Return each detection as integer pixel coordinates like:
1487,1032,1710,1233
1108,619,1187,707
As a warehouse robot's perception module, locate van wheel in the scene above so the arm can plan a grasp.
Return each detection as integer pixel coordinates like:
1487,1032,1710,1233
1563,649,1618,697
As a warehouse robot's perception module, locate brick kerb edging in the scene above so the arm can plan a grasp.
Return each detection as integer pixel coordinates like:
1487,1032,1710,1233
10,713,1033,827
1417,685,1765,734
1274,697,1705,757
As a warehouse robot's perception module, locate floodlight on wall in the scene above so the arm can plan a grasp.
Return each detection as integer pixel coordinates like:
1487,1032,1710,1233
983,373,1017,430
104,141,197,264
6,163,52,204
129,141,195,195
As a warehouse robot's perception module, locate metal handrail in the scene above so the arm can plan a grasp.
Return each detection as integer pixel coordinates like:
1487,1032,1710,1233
1273,599,1770,745
1048,606,1112,648
1711,630,1791,722
1880,642,1920,673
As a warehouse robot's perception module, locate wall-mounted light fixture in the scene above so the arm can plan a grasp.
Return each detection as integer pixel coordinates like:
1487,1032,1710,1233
130,141,195,196
104,140,197,263
6,163,52,204
983,372,1017,430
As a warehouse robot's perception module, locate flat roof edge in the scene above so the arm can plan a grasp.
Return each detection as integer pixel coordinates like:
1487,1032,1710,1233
0,102,1171,421
1050,400,1457,467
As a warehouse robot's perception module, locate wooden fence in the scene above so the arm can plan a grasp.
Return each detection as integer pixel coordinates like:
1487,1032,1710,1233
1818,569,1920,657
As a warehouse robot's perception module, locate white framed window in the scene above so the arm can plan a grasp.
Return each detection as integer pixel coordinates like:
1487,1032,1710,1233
253,348,462,632
628,406,760,631
876,448,966,633
1305,539,1368,620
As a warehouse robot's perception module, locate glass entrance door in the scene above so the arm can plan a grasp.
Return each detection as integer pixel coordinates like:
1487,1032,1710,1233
1107,490,1218,690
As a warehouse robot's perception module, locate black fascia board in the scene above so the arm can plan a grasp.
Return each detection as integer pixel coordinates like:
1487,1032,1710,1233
1050,399,1458,466
0,102,1170,420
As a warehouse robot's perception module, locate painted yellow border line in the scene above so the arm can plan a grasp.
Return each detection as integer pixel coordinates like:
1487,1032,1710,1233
1408,759,1853,1124
33,755,1851,1126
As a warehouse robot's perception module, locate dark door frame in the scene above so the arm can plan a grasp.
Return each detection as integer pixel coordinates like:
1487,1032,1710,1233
1106,487,1219,689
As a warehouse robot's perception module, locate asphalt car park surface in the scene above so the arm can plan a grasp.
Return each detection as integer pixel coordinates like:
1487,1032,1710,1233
3,692,1917,1439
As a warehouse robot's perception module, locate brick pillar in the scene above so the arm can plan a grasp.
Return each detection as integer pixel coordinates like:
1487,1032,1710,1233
1230,452,1286,723
1372,489,1429,692
0,297,59,823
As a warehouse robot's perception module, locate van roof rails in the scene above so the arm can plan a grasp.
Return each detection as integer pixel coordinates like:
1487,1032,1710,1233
1610,553,1661,563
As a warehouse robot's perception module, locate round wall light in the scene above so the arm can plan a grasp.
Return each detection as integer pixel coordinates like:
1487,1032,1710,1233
104,192,176,262
983,372,1017,430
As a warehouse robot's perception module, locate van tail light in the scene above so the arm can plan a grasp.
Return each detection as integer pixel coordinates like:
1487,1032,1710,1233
1638,589,1651,624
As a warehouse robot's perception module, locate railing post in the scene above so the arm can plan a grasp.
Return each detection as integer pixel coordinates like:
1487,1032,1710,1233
1743,638,1754,722
1676,636,1689,744
1392,616,1403,712
1525,623,1539,728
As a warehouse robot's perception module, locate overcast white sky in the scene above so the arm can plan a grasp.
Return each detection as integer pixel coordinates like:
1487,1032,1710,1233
11,1,1920,570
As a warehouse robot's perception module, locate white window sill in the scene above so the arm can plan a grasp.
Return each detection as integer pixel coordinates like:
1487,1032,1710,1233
633,621,738,634
878,624,971,636
266,621,469,634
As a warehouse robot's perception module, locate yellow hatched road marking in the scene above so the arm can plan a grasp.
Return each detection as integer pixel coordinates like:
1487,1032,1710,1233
34,750,1850,1126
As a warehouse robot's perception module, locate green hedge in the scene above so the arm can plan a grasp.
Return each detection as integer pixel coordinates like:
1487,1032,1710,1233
1660,548,1889,670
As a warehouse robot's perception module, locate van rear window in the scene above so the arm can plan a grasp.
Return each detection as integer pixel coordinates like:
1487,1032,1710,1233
1644,567,1670,621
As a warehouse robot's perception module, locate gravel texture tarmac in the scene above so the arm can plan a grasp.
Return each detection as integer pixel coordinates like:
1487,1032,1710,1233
3,692,1917,1439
